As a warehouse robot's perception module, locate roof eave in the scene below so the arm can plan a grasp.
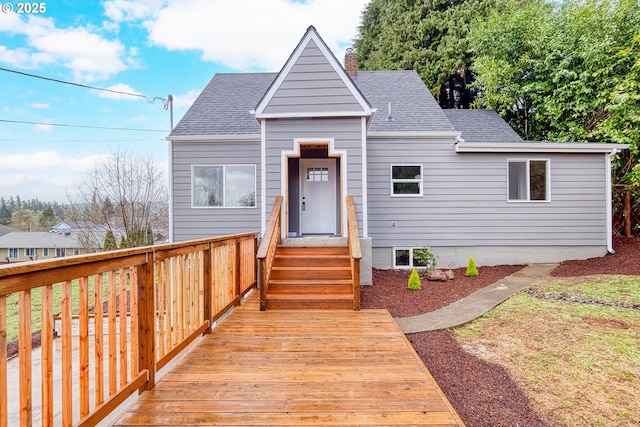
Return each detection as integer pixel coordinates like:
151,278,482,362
167,134,260,142
368,131,461,139
455,142,629,154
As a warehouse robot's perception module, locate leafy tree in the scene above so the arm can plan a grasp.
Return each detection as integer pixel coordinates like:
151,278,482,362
355,0,513,107
469,0,640,233
10,208,37,231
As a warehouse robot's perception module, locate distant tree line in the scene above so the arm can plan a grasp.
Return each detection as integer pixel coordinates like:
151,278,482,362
0,196,66,231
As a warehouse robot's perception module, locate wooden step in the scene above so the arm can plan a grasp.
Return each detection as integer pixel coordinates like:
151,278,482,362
265,245,355,310
266,293,353,310
268,281,353,294
270,266,351,280
273,254,351,268
275,246,349,256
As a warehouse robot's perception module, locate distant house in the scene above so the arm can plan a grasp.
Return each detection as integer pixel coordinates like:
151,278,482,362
0,231,85,263
167,26,627,282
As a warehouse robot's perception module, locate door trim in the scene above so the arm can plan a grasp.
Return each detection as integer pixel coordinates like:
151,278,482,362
280,138,347,239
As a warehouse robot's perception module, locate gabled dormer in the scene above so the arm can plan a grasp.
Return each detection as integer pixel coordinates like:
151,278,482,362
253,26,373,120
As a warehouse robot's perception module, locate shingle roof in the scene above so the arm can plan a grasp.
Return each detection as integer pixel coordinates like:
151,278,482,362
171,73,276,137
0,225,16,237
170,70,457,137
0,231,80,248
351,71,455,133
443,109,523,142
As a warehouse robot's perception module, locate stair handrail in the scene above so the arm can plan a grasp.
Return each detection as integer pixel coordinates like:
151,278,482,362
346,196,361,311
257,195,283,311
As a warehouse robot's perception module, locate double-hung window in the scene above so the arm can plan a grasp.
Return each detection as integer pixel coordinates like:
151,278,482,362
8,248,18,259
25,248,35,257
508,159,550,202
192,165,256,208
391,165,423,196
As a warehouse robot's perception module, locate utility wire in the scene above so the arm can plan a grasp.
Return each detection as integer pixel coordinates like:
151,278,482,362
0,66,171,109
0,119,168,132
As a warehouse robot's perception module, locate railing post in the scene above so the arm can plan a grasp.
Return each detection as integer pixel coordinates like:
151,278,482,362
235,238,241,305
202,243,212,332
137,255,155,391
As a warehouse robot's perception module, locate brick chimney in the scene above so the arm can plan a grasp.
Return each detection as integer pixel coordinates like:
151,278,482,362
344,48,357,76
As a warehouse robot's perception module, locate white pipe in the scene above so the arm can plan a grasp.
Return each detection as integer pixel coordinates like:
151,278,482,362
606,148,619,254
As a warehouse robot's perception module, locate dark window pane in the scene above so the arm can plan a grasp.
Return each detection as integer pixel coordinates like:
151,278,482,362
393,182,420,195
392,165,421,180
530,161,547,200
395,249,410,266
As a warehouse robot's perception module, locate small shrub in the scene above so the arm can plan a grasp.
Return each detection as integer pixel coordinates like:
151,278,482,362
466,257,479,277
413,245,437,270
408,268,421,290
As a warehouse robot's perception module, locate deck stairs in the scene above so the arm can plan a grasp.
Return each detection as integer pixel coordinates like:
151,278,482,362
265,244,355,310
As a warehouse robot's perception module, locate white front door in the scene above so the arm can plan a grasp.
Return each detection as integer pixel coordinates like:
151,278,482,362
300,159,336,234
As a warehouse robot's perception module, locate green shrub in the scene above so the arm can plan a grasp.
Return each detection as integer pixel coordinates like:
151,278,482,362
408,268,422,290
413,245,437,270
466,257,479,277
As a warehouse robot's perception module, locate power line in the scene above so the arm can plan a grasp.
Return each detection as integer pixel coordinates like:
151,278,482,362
0,119,168,132
0,66,171,107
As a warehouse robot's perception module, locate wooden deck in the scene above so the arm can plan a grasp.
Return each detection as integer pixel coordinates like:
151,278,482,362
114,292,464,426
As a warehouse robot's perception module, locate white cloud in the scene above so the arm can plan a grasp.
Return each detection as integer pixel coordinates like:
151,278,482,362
0,14,131,81
104,0,367,72
97,82,142,100
0,150,112,201
28,103,49,109
172,89,200,108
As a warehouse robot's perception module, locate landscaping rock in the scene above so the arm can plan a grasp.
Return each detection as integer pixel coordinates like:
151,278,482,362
427,269,448,281
445,270,455,280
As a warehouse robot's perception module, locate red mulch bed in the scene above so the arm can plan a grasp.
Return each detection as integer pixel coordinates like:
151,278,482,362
360,236,640,427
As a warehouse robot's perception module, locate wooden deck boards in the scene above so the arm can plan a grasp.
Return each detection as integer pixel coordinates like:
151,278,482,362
114,292,464,426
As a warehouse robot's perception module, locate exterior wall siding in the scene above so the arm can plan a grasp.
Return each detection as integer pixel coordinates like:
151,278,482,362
264,118,364,236
262,41,364,115
172,141,261,241
367,137,608,265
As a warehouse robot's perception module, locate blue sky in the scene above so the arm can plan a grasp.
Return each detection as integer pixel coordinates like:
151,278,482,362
0,0,368,202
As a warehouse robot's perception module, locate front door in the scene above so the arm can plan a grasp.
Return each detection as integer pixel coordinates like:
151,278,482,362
300,158,336,234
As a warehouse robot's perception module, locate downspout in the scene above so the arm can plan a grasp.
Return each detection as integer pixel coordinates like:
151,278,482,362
606,148,619,254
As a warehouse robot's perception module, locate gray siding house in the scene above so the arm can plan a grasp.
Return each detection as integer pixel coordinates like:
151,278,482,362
168,26,626,283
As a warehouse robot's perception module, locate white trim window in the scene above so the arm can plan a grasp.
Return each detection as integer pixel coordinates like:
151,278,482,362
192,165,256,208
8,248,18,259
393,247,430,269
43,248,49,257
507,159,550,202
391,164,423,197
25,248,35,257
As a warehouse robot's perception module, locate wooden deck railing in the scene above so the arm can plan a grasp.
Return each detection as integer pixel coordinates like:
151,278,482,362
257,196,283,311
0,232,257,427
346,196,362,311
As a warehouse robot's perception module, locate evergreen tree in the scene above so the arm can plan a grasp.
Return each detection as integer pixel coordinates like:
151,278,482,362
103,230,117,251
38,206,58,231
354,0,512,108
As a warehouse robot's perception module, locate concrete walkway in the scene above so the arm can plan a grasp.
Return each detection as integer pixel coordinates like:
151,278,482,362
395,263,559,334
